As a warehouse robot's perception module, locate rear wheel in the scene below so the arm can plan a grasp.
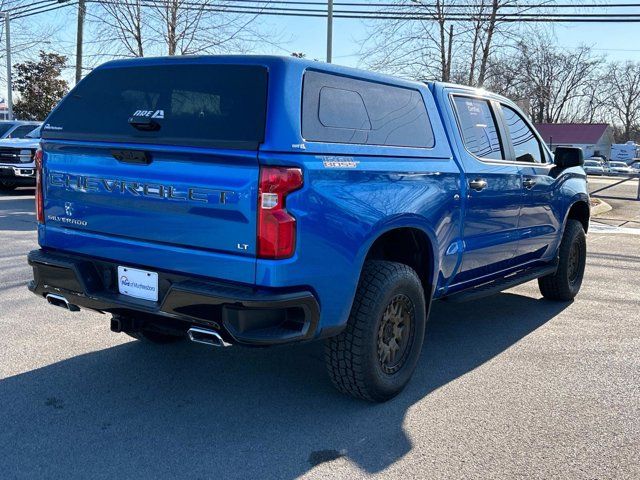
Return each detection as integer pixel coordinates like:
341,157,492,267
325,260,426,402
538,219,587,301
0,180,17,192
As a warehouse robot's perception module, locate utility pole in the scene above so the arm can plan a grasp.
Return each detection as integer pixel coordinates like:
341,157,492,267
326,0,333,63
75,0,86,84
3,12,12,120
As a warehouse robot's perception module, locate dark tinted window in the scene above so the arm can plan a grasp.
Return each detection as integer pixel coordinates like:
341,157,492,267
453,96,503,160
302,71,434,148
8,125,38,138
0,123,16,137
501,105,543,163
42,64,268,149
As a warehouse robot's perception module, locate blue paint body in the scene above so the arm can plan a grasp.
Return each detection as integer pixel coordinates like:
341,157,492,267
37,56,589,339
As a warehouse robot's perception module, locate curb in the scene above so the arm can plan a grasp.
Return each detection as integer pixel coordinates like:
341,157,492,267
590,198,612,217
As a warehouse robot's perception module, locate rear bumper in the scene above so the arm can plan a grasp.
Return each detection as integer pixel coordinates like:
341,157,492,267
28,249,320,346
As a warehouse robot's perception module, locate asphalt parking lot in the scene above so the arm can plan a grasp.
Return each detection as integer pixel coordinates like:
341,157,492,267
0,185,638,479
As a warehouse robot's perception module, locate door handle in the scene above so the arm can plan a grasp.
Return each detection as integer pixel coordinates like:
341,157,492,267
468,179,488,192
523,177,537,189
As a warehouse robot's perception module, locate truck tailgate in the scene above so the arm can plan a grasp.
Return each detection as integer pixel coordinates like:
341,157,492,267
42,143,259,284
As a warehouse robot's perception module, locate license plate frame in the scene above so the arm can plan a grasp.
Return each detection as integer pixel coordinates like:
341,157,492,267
117,266,159,302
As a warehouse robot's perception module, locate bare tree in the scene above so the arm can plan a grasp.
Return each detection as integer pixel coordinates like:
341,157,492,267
486,34,604,123
91,0,146,57
602,61,640,141
360,0,553,85
0,0,59,86
359,0,458,82
88,0,283,62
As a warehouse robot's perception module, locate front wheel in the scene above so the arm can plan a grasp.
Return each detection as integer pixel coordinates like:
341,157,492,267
538,219,587,301
325,260,426,402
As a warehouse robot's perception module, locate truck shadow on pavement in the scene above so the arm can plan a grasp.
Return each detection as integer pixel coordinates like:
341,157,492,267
0,293,568,479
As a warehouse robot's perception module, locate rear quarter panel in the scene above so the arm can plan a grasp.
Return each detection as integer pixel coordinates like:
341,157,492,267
258,65,463,335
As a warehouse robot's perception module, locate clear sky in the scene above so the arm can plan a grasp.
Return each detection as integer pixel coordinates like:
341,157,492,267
24,1,640,80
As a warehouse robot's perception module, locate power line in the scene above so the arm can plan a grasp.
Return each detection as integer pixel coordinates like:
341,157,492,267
85,0,640,23
12,1,76,19
7,0,640,23
5,0,68,15
82,0,640,8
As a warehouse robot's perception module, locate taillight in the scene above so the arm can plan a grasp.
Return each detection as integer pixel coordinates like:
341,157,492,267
257,166,303,259
34,147,44,224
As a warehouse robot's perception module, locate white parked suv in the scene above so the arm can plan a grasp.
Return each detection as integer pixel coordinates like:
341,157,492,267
0,126,40,192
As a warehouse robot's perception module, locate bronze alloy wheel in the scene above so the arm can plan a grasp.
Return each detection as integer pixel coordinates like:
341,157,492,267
376,294,416,375
567,241,581,285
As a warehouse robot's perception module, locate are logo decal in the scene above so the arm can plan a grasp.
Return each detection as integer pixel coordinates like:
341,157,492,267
131,109,165,119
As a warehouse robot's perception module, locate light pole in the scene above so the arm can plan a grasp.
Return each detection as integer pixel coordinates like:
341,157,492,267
1,11,12,120
75,0,85,84
326,0,333,63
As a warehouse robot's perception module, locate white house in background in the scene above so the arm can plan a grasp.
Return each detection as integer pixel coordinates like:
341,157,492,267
534,123,615,159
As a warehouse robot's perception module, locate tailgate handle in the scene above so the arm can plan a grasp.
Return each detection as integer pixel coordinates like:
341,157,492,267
111,149,151,165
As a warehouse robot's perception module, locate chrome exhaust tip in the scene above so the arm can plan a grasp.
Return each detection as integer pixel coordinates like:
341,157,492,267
187,327,231,348
46,293,80,312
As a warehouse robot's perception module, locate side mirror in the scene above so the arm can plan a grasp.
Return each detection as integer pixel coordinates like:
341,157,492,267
554,147,584,170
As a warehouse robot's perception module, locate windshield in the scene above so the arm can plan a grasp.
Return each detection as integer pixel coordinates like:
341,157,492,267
0,123,17,137
26,126,41,138
42,63,268,150
8,124,39,138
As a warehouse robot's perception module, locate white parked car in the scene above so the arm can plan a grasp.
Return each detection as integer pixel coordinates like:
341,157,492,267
608,161,635,176
583,159,605,176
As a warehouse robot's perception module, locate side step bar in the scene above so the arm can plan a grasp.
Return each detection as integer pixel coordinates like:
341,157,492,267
443,265,557,303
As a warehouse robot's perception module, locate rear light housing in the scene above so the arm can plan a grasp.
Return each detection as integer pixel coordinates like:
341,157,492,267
34,147,44,223
257,166,303,259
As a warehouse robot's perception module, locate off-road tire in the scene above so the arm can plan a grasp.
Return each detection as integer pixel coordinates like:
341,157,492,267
538,219,587,301
325,260,426,402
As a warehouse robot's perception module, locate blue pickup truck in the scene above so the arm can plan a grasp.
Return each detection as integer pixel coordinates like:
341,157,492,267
28,56,589,401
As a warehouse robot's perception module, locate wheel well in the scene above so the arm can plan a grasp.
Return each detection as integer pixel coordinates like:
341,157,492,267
365,228,433,295
567,201,590,233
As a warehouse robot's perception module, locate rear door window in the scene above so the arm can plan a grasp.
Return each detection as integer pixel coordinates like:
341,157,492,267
302,71,434,148
42,64,268,150
452,96,503,160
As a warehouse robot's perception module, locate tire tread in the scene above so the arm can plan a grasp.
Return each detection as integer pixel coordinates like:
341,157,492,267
325,260,423,401
538,219,586,301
